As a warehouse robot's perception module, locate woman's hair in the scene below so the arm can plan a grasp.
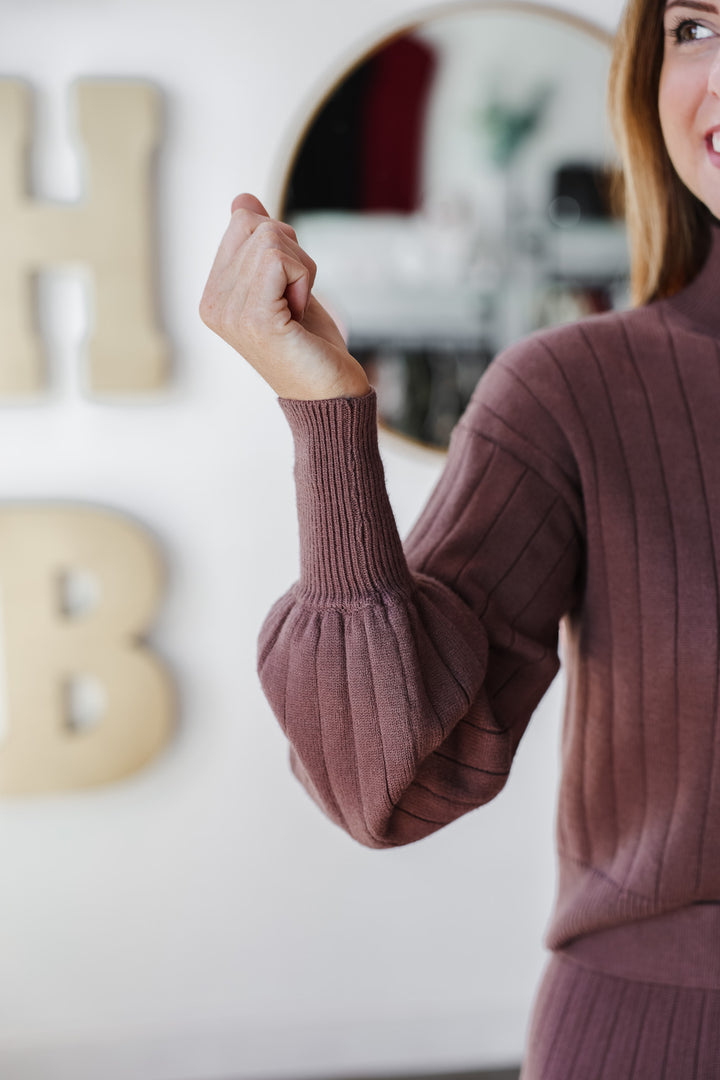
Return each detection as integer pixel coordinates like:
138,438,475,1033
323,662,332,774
608,0,713,305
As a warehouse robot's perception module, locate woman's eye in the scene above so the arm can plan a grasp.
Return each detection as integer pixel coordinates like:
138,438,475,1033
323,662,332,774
671,18,715,43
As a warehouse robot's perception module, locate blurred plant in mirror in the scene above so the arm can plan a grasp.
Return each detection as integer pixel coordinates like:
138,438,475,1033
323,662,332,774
475,82,554,168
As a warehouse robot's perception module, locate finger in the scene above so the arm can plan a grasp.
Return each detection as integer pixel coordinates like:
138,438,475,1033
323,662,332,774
242,229,316,317
229,194,299,245
204,231,314,342
206,207,269,283
285,274,310,321
253,222,316,302
221,221,316,313
242,248,314,344
209,209,299,286
231,192,270,217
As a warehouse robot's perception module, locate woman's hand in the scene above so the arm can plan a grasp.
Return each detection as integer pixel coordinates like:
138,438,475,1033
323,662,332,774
200,194,371,400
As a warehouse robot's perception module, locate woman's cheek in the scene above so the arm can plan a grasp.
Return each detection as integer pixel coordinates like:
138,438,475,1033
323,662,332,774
659,65,697,187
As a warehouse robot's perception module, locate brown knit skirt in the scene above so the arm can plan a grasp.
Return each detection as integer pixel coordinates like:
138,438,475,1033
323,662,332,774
520,904,720,1079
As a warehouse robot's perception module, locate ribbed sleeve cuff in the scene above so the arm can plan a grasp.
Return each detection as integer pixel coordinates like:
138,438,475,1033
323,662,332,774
279,390,414,605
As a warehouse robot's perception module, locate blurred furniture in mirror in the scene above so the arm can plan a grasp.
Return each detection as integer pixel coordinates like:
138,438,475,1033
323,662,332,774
281,4,628,449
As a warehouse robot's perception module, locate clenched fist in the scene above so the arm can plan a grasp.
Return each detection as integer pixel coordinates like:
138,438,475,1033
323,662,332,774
199,194,372,400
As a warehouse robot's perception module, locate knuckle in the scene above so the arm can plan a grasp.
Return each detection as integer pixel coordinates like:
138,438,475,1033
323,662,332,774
258,245,285,270
251,218,269,234
218,301,240,334
269,307,292,335
199,292,215,327
230,207,256,230
259,221,300,252
253,219,282,243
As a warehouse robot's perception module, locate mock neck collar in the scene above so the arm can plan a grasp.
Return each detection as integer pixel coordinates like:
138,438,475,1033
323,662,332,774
660,223,720,336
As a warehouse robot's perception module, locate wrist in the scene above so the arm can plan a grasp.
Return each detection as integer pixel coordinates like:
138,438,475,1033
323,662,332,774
321,372,372,400
279,370,372,402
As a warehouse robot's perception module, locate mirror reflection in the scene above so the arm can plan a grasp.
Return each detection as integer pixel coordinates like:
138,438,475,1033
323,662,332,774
282,5,629,449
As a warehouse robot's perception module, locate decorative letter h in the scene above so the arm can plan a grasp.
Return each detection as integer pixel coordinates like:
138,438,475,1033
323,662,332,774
0,79,168,395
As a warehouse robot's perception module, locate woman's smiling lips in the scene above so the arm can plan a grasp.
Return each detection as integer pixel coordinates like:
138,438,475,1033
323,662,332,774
706,124,720,163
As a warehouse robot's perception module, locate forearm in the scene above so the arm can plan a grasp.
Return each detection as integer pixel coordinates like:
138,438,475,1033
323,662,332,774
257,389,576,847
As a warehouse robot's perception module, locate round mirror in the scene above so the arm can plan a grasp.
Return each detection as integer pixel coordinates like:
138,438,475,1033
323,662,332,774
280,4,628,450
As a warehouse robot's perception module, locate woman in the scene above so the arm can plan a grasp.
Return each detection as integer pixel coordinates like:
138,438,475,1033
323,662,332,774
200,0,720,1073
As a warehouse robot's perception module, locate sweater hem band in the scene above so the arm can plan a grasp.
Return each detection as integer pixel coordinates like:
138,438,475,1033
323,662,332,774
556,902,720,989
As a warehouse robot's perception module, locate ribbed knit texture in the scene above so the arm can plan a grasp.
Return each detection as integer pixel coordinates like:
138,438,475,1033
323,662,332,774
258,223,720,964
520,952,720,1079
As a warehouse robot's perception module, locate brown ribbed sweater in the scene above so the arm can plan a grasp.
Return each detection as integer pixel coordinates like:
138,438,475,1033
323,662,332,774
258,223,720,953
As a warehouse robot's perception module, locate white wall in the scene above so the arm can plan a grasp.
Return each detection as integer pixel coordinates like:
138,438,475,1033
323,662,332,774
0,2,623,1078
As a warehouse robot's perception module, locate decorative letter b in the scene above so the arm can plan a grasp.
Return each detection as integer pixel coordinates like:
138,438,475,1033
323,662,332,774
0,507,174,794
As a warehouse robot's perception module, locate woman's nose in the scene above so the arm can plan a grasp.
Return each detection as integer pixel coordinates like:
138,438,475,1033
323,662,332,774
708,48,720,97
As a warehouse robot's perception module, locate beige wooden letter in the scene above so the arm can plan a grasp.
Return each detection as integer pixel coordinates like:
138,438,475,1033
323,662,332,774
0,507,174,794
0,79,168,395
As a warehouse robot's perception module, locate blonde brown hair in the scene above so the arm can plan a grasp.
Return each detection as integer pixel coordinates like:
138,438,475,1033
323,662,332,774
608,0,713,305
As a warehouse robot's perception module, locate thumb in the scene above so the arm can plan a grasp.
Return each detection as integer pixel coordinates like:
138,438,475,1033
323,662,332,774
231,192,271,218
